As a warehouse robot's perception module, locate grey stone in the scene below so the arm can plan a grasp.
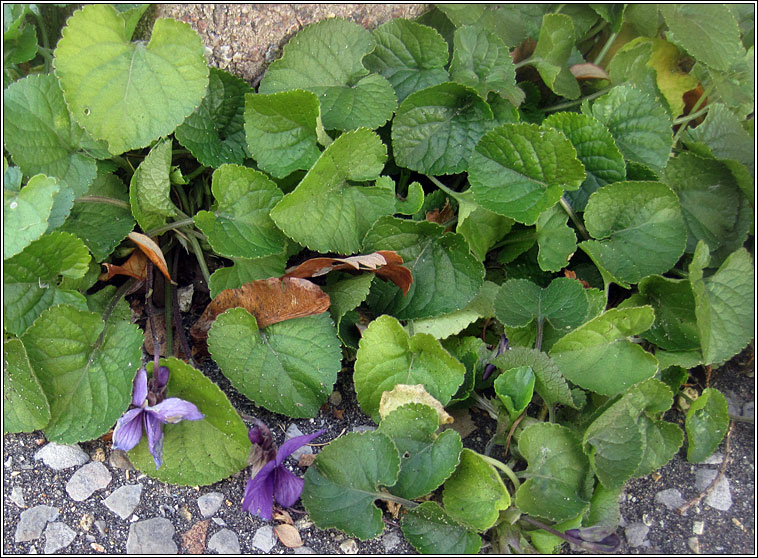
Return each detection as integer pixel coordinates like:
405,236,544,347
252,525,276,552
695,469,732,511
285,425,313,461
742,401,754,418
66,462,112,501
34,443,89,470
703,453,724,465
212,517,227,526
94,520,107,537
293,546,316,554
624,522,650,547
208,528,241,554
126,517,177,554
350,425,375,434
655,488,685,509
15,505,59,542
339,539,358,554
197,491,224,518
328,391,343,406
43,522,76,554
381,531,400,552
103,484,143,519
10,485,26,508
688,536,701,553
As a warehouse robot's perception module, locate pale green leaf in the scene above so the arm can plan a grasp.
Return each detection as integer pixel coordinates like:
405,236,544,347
207,253,288,299
194,164,286,259
685,387,729,463
3,74,97,195
4,231,91,336
455,188,513,261
550,306,658,396
535,204,577,272
4,174,59,260
3,338,51,434
515,423,589,522
401,501,482,554
532,14,581,99
129,138,176,233
53,4,209,154
443,448,510,531
270,128,394,255
354,315,466,422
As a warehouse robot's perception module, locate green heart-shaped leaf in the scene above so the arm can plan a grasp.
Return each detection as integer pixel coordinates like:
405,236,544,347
3,338,51,434
54,4,209,154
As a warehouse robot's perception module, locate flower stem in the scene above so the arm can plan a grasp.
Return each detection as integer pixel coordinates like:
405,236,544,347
544,86,611,113
592,32,618,65
185,165,209,182
559,196,590,240
514,56,534,70
427,175,463,200
478,453,521,491
379,492,418,509
144,218,196,238
77,196,132,210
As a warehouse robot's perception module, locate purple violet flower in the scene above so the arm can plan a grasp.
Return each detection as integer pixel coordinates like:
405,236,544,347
242,426,326,520
112,366,204,468
483,334,510,381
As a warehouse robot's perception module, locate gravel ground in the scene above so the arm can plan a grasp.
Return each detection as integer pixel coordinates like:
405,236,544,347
3,346,754,554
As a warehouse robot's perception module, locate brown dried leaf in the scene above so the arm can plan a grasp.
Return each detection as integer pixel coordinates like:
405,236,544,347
569,63,609,80
144,313,189,360
99,249,148,282
273,510,294,525
128,231,174,283
297,453,317,468
274,523,303,548
284,250,413,296
181,520,210,554
563,269,592,289
189,277,330,355
425,199,454,225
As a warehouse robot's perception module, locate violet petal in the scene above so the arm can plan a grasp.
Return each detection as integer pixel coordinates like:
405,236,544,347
148,397,204,424
144,412,164,468
154,365,170,389
112,408,145,452
242,462,276,520
273,465,305,508
276,428,326,465
132,368,148,407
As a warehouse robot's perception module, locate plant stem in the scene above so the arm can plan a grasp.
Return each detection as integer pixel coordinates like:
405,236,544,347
592,32,618,65
186,232,211,286
427,175,462,200
673,105,710,126
535,319,544,352
559,196,590,240
164,257,174,359
471,392,499,420
478,453,521,491
185,165,209,182
145,262,161,370
111,155,135,174
379,492,418,509
544,86,611,113
672,88,713,146
514,56,534,70
145,218,196,238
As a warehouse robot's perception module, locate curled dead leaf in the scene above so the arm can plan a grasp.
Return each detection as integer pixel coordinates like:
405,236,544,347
128,231,174,284
569,63,609,80
284,250,413,296
189,277,330,356
297,453,317,467
273,523,303,548
99,249,148,282
425,199,454,226
273,510,294,525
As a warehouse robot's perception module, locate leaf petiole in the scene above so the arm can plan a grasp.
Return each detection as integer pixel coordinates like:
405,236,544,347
478,453,521,491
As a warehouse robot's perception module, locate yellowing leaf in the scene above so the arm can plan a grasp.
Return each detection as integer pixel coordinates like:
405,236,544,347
648,39,699,117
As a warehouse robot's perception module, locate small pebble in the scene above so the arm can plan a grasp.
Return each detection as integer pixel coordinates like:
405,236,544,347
10,486,26,508
285,425,313,461
328,391,342,406
693,520,705,535
197,492,224,518
126,518,178,554
43,522,76,554
79,513,94,531
15,506,59,543
624,522,649,547
212,517,226,526
252,525,276,552
91,448,106,462
178,505,192,521
293,546,316,554
90,543,106,553
695,470,732,511
655,488,685,510
34,443,89,470
381,531,400,552
688,536,701,553
339,539,358,554
103,484,143,520
66,462,112,501
108,450,134,471
208,528,241,554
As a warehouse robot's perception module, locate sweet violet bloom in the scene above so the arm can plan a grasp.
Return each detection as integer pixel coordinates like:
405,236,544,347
242,421,326,520
112,366,204,468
